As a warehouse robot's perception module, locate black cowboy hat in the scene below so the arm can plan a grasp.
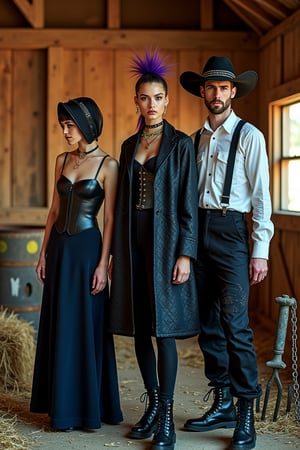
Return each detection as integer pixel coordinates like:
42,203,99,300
57,97,103,144
180,56,258,98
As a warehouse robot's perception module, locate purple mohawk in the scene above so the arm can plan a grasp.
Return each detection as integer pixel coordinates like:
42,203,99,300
130,49,171,130
130,49,171,79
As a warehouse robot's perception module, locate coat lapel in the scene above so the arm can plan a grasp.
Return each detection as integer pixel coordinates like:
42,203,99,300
155,121,177,171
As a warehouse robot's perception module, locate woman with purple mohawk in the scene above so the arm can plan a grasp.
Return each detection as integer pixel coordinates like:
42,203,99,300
109,50,200,450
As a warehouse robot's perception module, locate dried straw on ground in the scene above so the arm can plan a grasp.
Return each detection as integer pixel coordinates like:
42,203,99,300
0,414,32,450
0,309,35,392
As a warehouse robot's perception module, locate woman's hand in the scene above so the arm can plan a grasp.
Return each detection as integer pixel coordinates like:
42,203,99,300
91,264,108,295
172,256,190,284
36,254,46,284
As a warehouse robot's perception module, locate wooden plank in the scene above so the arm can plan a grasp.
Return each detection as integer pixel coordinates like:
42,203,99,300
12,49,46,208
0,207,48,226
272,213,300,232
266,77,300,102
178,50,204,135
83,50,115,156
231,51,259,127
0,50,12,208
160,50,178,129
47,47,64,206
0,29,258,50
114,49,139,158
107,0,121,29
283,30,296,82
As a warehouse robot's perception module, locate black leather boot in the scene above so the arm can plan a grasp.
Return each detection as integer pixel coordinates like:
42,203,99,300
128,389,159,439
150,399,176,450
230,398,256,450
184,386,236,431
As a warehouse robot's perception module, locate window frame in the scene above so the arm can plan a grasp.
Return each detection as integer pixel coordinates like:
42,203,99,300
270,94,300,215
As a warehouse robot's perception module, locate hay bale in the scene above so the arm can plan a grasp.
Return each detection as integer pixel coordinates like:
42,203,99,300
0,309,35,392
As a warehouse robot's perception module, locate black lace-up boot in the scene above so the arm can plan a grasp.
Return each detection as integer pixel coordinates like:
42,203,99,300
150,399,176,450
128,388,160,439
230,398,256,450
184,386,236,431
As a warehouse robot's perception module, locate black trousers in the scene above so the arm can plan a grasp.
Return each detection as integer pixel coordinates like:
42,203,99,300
195,209,261,400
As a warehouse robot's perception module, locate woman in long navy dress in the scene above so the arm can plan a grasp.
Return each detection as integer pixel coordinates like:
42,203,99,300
30,97,123,431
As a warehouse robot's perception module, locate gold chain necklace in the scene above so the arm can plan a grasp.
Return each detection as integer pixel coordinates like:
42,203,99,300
73,145,99,169
141,129,163,149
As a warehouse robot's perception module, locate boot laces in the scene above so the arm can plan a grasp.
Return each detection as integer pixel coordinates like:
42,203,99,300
157,402,172,435
203,387,223,415
236,401,252,432
140,391,149,413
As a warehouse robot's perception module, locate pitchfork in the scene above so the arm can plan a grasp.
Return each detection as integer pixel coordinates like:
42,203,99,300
261,294,296,422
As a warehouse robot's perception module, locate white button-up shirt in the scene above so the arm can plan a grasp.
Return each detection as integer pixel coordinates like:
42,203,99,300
194,110,274,259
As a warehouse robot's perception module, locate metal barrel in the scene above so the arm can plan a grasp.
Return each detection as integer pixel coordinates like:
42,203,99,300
0,226,44,330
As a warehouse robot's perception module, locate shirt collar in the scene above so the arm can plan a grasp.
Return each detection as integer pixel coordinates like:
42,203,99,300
204,110,238,134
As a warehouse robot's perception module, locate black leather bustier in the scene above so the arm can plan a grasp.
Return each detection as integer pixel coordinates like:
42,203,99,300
133,157,156,210
55,175,105,235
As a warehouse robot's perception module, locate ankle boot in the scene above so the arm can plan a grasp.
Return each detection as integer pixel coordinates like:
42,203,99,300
184,386,236,431
128,388,159,439
150,399,176,450
230,398,256,450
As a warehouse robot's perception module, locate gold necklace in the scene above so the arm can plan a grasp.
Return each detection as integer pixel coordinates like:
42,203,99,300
141,129,163,149
73,145,99,169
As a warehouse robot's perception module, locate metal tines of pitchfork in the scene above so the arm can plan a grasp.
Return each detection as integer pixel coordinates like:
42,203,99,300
261,294,297,422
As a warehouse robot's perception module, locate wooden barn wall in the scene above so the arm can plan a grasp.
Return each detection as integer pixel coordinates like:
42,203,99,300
250,11,300,332
0,31,259,225
0,8,300,331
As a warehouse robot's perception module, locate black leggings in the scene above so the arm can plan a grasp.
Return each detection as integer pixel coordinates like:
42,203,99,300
134,335,178,401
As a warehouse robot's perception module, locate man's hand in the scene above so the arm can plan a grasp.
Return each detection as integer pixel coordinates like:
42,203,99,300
249,258,268,285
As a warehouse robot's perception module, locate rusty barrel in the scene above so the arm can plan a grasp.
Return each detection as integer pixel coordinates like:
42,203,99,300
0,226,44,330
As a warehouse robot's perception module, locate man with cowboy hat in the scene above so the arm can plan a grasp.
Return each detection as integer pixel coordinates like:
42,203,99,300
179,56,274,450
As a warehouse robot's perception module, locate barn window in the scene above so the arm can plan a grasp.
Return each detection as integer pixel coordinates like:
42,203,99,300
272,99,300,213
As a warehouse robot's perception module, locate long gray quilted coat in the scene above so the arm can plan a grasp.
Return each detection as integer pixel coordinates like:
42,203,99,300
109,120,200,338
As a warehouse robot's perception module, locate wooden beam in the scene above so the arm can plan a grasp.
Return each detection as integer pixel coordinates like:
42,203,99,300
230,0,278,28
200,0,214,30
0,208,48,226
0,29,258,50
223,0,264,35
260,7,300,47
255,0,289,21
107,0,121,29
12,0,44,29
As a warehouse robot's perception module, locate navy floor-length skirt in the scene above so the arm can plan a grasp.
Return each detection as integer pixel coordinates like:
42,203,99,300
30,226,123,430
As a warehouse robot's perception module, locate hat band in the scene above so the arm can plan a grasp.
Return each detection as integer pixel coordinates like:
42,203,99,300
202,69,235,80
72,100,97,138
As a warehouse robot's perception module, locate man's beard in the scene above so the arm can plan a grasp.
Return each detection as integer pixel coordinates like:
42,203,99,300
205,97,231,114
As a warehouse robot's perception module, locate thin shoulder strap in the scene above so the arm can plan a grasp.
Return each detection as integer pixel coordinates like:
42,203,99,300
220,119,246,215
94,155,109,179
60,152,68,174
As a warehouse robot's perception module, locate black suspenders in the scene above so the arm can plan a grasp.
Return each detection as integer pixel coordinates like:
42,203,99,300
194,119,246,216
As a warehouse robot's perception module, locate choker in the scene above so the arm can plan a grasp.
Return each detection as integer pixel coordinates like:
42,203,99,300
144,121,163,129
77,145,98,159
